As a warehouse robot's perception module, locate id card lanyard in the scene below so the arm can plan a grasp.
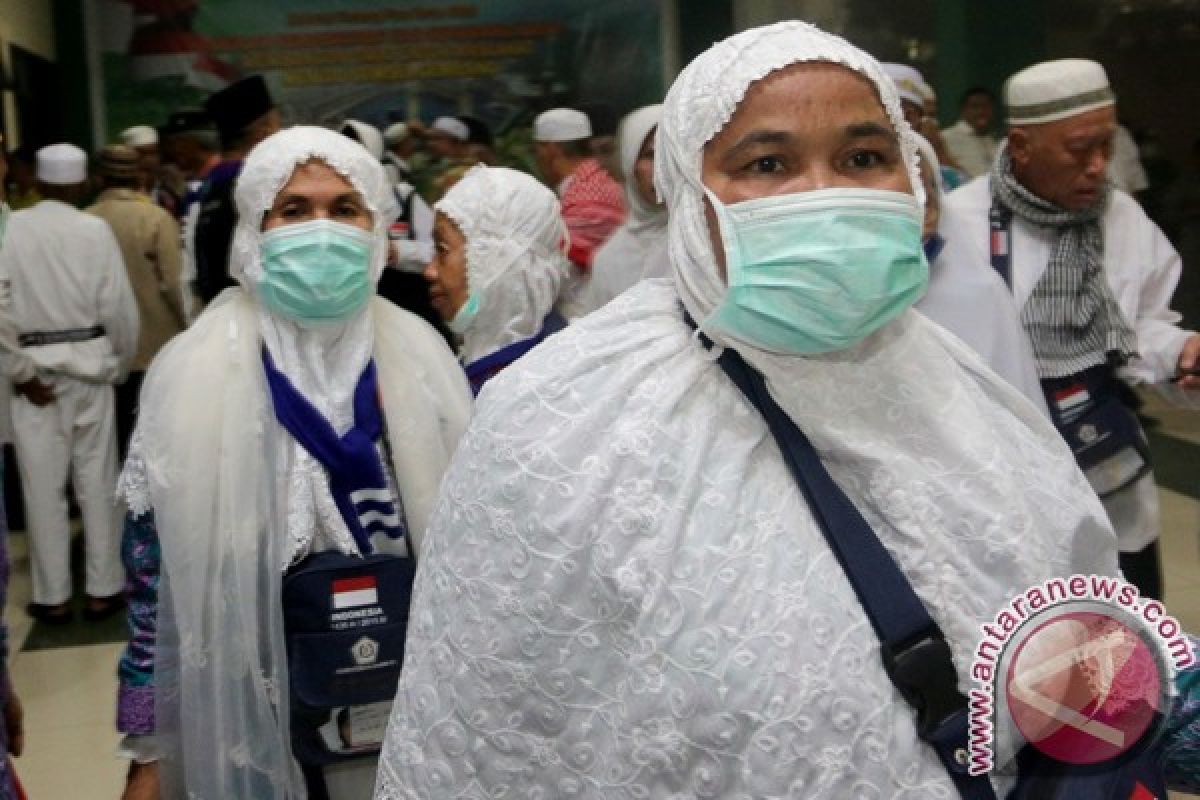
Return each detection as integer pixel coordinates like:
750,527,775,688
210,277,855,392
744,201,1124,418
989,204,1013,290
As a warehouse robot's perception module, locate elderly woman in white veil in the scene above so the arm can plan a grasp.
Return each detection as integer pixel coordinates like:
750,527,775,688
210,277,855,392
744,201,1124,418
115,126,471,799
575,104,669,314
423,164,569,394
373,21,1128,800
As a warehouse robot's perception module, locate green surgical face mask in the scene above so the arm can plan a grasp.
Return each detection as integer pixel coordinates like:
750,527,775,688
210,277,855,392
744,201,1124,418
704,187,929,354
257,219,374,324
447,292,481,335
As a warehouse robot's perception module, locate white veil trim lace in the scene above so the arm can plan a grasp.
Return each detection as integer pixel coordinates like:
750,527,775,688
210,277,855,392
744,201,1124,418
435,164,568,364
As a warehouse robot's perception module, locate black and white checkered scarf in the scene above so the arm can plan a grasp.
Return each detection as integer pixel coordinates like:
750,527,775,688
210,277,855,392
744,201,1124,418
990,146,1137,378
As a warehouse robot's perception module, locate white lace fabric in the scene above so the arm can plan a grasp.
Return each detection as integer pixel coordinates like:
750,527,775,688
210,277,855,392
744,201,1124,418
435,164,568,364
119,126,471,800
375,21,1119,800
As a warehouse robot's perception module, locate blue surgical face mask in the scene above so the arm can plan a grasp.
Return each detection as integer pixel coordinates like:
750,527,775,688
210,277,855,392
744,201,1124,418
704,187,929,354
258,219,374,324
447,292,481,335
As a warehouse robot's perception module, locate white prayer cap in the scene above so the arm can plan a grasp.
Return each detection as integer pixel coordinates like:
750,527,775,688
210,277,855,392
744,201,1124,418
882,63,930,109
533,108,591,142
1005,59,1115,126
384,122,409,145
430,116,469,141
120,125,159,148
36,143,88,185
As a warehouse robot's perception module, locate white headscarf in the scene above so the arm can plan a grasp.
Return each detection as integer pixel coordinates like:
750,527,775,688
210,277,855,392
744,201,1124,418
340,119,386,161
656,21,924,358
913,132,946,196
617,105,667,231
435,164,568,364
581,106,671,314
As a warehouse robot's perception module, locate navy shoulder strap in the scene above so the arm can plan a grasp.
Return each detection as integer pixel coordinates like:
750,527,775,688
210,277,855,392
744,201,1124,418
690,319,998,800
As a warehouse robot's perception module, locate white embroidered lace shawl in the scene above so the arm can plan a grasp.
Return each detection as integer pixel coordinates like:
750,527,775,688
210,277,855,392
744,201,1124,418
376,21,1119,800
435,164,569,364
119,126,472,799
583,105,670,313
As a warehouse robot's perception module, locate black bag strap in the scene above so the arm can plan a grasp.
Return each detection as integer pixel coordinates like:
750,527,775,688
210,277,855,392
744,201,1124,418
689,318,999,800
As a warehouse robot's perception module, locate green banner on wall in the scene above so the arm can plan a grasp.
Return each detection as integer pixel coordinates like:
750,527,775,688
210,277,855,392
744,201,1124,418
96,0,663,142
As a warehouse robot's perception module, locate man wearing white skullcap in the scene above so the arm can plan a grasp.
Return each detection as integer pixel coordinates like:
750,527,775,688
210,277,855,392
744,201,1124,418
415,115,472,204
882,62,967,189
531,106,625,318
0,143,138,624
374,23,1157,798
940,85,1000,178
938,57,1200,601
382,121,419,185
120,124,176,214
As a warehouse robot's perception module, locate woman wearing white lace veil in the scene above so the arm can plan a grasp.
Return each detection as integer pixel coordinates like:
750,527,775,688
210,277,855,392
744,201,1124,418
115,126,471,799
375,21,1119,799
425,164,569,394
576,104,669,314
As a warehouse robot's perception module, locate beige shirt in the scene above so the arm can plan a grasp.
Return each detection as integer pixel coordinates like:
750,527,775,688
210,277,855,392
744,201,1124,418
88,188,185,371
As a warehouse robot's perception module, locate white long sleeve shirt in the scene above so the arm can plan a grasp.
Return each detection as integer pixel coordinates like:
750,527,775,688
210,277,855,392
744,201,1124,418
939,176,1192,385
938,176,1194,551
0,199,139,385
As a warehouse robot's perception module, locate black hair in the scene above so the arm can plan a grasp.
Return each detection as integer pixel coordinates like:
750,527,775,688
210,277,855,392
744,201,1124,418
961,87,995,106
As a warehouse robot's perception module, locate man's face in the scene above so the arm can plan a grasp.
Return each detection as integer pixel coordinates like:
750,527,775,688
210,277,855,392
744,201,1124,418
702,61,912,275
425,132,457,159
962,93,994,134
1010,105,1117,210
533,141,556,183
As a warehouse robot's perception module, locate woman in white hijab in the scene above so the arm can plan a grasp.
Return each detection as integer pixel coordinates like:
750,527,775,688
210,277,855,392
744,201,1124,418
911,133,1048,413
115,126,471,799
424,164,569,394
577,104,669,313
375,22,1120,799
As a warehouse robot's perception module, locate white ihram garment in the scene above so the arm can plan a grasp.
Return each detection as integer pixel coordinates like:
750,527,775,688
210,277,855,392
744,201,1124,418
0,199,137,604
939,175,1194,551
376,21,1118,799
911,135,1048,413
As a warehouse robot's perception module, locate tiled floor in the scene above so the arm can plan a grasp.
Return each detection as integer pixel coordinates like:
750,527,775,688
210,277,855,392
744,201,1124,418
2,390,1198,798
